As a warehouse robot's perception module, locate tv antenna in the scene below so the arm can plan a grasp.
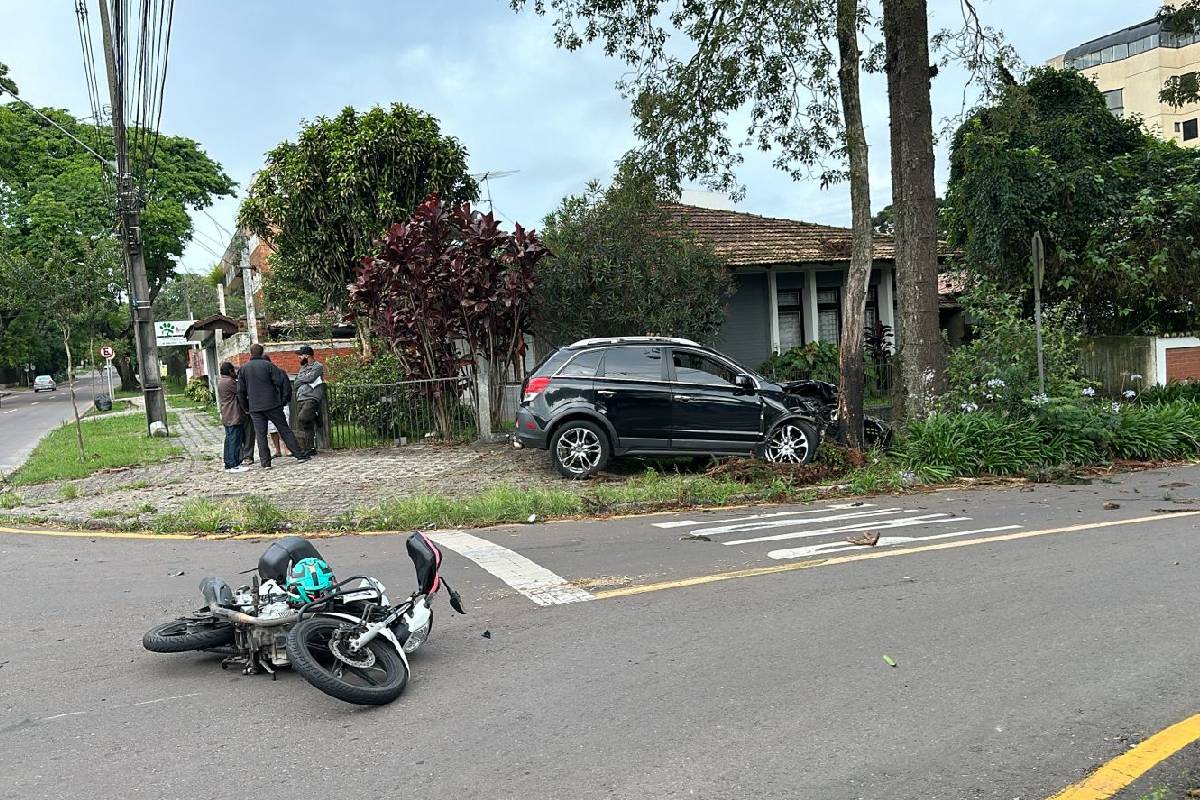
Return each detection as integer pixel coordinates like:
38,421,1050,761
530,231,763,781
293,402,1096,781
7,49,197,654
470,169,519,217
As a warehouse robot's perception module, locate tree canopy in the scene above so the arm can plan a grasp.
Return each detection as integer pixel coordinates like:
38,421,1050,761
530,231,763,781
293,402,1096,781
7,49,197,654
945,67,1200,335
153,270,246,322
239,104,479,310
537,170,733,349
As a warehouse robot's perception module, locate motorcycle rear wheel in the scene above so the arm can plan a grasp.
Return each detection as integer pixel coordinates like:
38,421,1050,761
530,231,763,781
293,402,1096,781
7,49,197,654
143,616,234,653
285,617,409,706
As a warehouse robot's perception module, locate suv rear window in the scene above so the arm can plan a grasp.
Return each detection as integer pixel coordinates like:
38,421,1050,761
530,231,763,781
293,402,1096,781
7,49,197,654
558,349,603,377
530,349,573,377
600,346,664,380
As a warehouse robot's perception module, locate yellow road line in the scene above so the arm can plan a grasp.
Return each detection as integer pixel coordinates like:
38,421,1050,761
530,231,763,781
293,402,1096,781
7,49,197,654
1045,712,1200,799
593,512,1200,600
0,525,196,541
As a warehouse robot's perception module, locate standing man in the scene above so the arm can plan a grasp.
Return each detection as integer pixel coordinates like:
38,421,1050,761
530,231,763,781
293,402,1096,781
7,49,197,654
217,362,249,473
294,344,325,457
236,343,307,469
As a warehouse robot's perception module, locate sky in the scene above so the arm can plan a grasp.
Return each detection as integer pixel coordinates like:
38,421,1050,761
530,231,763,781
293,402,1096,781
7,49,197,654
0,0,1166,276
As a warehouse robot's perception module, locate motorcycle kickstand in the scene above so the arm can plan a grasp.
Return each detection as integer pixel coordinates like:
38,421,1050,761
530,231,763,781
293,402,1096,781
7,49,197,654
257,655,277,681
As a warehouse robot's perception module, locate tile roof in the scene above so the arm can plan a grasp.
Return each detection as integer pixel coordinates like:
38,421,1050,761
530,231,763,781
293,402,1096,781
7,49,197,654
662,203,897,266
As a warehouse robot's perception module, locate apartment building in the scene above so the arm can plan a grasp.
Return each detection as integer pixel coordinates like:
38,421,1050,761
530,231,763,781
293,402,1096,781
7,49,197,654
1047,14,1200,146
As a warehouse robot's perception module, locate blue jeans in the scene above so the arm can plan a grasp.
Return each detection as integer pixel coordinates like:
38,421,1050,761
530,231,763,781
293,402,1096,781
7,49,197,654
223,424,244,469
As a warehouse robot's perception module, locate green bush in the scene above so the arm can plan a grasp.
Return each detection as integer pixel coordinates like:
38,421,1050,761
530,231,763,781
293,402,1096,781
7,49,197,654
760,342,840,383
1140,379,1200,405
899,399,1200,481
184,376,214,406
945,279,1084,414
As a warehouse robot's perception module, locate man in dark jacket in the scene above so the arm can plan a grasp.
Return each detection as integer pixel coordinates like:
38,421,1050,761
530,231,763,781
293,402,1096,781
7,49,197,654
218,362,249,473
236,343,307,469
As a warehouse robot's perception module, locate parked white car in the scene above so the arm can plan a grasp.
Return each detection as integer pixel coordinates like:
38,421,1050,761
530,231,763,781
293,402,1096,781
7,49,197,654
33,375,56,393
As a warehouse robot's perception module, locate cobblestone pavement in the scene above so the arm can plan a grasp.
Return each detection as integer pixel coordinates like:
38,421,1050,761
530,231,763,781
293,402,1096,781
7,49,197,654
1,401,566,528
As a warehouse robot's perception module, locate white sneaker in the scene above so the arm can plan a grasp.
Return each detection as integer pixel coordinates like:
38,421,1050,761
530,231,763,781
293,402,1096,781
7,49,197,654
225,465,250,473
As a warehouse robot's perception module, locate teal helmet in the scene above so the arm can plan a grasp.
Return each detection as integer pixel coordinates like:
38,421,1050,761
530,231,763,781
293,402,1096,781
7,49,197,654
286,557,335,602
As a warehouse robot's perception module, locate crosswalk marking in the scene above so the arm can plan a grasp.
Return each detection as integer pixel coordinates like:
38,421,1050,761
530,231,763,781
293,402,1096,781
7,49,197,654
650,502,876,529
723,513,958,546
690,507,912,537
766,525,1023,560
428,530,595,607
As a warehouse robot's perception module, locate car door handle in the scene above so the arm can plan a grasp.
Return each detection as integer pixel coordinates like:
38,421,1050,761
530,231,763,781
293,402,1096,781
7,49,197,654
673,394,692,402
597,390,615,398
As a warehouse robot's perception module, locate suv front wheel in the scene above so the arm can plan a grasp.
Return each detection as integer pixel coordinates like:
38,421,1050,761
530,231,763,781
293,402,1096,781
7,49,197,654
761,419,818,465
550,420,610,479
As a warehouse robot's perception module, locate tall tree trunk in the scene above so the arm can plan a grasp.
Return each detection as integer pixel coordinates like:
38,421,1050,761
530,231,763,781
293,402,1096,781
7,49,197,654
883,0,943,420
116,354,138,392
354,316,374,360
61,323,86,460
835,0,873,449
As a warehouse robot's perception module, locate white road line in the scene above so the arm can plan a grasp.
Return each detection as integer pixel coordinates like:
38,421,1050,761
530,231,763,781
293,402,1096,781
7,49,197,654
428,531,595,607
694,507,916,537
767,524,1022,560
722,513,959,546
650,502,876,529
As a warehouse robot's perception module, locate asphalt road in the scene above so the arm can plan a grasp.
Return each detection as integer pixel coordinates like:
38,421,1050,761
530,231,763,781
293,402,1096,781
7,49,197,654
0,372,101,477
2,464,1200,800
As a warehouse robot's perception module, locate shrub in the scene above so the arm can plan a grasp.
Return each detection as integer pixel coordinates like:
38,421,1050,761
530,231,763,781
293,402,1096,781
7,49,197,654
945,279,1084,414
899,399,1200,480
184,376,214,406
760,342,840,383
1140,379,1200,405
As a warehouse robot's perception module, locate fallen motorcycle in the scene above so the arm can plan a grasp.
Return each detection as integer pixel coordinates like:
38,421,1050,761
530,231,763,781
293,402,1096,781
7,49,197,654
143,532,465,706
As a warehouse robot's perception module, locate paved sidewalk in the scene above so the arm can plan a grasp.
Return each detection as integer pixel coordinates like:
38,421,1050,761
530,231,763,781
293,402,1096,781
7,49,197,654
2,411,563,526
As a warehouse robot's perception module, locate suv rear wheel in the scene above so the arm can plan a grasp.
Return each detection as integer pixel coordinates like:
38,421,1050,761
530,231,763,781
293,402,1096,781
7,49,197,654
761,419,818,465
550,420,610,479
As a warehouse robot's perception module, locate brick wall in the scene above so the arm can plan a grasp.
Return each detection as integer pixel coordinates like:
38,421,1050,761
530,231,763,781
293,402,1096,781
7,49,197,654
1166,346,1200,381
225,341,357,377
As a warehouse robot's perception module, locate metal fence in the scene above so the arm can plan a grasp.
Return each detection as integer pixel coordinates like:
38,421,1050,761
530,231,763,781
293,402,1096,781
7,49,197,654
324,378,476,449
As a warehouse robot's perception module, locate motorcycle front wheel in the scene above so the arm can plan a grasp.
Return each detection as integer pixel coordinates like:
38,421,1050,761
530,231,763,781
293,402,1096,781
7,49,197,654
285,617,409,706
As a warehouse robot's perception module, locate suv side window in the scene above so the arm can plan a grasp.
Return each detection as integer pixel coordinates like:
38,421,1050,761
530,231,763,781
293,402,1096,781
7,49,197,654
599,346,664,380
672,350,736,387
558,349,603,378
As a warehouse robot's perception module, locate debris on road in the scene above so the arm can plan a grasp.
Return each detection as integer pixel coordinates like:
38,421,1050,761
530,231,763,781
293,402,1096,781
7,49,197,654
1103,501,1121,510
1154,507,1200,513
482,630,492,639
883,655,897,668
168,570,185,577
680,533,712,542
846,531,880,547
1162,482,1190,489
527,514,538,524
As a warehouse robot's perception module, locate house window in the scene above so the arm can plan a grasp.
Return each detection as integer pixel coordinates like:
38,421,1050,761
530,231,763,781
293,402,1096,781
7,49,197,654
1102,89,1124,118
817,288,840,343
776,289,803,351
865,285,880,331
1184,118,1199,141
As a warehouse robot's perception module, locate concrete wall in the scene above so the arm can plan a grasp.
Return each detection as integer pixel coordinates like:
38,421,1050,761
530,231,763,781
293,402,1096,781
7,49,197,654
1080,336,1157,394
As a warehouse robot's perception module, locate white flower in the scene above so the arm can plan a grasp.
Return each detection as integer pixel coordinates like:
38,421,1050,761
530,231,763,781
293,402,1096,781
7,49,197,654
1130,374,1144,381
984,392,995,401
1082,387,1096,397
986,378,1006,389
1111,401,1122,413
1122,389,1137,399
960,402,979,413
1030,393,1049,405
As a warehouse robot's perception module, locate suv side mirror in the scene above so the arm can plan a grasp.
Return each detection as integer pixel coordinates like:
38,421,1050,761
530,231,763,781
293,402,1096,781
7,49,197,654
734,374,756,394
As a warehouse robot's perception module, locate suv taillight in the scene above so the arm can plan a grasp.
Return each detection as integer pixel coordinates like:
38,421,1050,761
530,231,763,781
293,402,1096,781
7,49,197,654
523,375,551,403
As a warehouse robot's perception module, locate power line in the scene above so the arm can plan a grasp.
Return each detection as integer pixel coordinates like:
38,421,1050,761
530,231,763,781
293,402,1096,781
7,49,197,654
0,89,113,168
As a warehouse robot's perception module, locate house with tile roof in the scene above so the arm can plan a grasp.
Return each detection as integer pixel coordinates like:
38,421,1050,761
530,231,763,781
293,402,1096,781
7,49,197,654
663,202,903,371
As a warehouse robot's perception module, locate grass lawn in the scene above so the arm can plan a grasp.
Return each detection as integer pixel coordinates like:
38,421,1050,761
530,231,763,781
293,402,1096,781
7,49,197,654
6,412,183,486
164,391,210,411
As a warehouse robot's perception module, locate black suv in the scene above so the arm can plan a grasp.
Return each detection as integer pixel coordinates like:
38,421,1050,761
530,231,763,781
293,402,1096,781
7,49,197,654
514,337,823,478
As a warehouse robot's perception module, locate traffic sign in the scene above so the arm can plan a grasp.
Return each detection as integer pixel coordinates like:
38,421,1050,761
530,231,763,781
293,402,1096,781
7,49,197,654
100,345,115,359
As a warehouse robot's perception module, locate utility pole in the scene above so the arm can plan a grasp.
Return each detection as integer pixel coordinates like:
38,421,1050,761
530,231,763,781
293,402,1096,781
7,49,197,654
97,0,168,435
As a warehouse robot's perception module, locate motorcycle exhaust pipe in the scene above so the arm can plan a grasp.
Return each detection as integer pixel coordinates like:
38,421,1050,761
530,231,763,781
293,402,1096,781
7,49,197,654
209,603,299,627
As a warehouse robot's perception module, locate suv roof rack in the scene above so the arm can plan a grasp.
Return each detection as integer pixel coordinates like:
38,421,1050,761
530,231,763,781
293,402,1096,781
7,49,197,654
568,336,701,348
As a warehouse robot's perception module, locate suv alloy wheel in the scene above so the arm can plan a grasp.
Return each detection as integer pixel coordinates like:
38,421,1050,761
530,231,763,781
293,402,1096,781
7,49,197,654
549,420,610,479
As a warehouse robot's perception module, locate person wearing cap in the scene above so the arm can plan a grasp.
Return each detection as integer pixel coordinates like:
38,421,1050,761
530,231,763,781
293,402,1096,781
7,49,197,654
294,344,325,457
